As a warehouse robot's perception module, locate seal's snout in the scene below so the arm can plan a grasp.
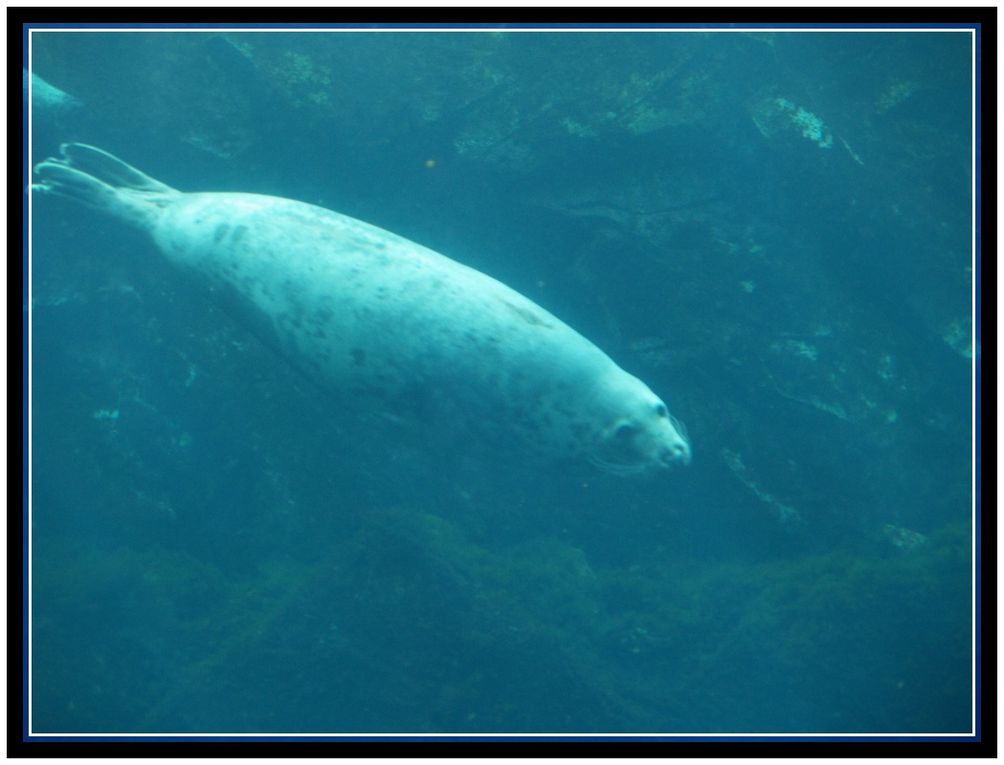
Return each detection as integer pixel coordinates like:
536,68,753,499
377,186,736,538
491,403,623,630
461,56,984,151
661,440,691,467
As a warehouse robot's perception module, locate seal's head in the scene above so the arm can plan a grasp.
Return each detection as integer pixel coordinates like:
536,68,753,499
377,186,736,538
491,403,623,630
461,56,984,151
586,373,691,475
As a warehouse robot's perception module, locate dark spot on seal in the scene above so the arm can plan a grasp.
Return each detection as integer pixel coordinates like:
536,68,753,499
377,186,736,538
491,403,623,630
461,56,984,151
501,300,554,328
213,223,229,243
351,348,366,366
231,224,248,243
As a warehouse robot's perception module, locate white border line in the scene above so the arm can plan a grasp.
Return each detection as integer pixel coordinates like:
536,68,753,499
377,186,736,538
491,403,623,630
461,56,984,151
21,27,976,32
26,23,980,741
969,23,978,734
27,28,34,743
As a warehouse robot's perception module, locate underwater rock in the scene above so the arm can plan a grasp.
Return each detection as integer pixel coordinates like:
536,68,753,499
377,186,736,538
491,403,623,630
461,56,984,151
876,79,919,113
752,96,833,149
942,318,974,359
721,448,801,525
24,69,83,116
880,523,928,552
25,68,85,147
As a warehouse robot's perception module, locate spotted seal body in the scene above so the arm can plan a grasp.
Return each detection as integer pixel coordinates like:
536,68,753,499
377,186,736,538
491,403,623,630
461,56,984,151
33,143,690,473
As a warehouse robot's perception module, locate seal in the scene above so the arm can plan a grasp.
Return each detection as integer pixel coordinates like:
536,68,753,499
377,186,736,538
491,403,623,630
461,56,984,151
33,143,691,474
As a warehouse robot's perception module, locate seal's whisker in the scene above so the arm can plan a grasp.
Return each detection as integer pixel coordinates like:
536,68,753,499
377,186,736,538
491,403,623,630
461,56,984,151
670,414,690,444
588,454,647,476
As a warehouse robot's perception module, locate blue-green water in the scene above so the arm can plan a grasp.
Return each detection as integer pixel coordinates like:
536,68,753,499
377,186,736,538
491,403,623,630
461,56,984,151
29,29,973,734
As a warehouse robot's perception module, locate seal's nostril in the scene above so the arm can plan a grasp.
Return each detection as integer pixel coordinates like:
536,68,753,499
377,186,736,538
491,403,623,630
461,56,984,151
666,443,691,466
661,445,687,466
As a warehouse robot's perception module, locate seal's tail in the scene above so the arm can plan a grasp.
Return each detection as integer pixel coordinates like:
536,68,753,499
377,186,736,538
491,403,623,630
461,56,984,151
32,143,180,229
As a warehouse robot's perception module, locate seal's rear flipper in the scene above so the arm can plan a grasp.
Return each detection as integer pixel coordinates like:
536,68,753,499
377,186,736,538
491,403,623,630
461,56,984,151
33,143,178,229
32,159,121,210
57,143,177,193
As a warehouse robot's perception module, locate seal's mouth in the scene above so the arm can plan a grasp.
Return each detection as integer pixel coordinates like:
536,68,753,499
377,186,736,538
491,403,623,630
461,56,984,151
588,439,691,475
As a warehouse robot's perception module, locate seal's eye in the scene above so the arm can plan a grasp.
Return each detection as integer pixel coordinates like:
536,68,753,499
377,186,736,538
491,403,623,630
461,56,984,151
655,403,668,418
614,423,638,440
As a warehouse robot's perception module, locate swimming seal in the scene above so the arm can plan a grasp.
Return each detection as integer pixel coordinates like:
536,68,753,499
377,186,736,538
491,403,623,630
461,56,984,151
33,143,691,474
